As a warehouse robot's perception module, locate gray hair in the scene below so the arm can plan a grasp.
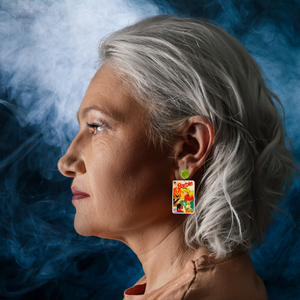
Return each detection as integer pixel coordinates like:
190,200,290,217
99,15,298,258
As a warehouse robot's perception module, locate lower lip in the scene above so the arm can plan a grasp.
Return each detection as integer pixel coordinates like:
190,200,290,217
72,194,90,201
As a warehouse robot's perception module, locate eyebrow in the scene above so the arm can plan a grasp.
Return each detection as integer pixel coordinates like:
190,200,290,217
77,105,125,123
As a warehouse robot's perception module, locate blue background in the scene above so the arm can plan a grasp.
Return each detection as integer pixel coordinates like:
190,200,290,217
0,0,299,299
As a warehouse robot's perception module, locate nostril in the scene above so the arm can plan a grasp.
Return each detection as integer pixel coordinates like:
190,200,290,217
58,158,76,178
57,154,85,177
57,156,72,176
65,170,77,177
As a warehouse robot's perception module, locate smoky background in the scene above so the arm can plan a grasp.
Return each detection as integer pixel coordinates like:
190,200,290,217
0,0,299,299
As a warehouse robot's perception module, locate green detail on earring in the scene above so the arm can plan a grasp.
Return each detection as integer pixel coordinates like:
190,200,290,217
180,169,189,180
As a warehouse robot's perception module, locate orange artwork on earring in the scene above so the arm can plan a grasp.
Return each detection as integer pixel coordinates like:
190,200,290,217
172,180,195,214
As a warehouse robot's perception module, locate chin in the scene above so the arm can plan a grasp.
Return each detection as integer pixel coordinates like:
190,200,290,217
73,215,117,239
73,215,94,236
74,224,92,236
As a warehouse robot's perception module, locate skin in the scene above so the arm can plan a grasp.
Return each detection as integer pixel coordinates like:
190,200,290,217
58,61,214,294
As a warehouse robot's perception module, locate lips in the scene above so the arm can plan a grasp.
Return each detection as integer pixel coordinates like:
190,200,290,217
71,187,90,201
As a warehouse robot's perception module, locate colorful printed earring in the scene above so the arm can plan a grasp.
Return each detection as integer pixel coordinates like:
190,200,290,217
172,168,195,214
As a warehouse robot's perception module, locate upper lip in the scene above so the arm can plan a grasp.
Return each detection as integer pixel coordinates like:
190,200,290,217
71,187,90,196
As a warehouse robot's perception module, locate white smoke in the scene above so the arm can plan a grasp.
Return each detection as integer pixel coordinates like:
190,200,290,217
0,0,170,151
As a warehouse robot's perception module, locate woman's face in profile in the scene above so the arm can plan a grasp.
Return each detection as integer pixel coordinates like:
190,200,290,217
58,62,175,240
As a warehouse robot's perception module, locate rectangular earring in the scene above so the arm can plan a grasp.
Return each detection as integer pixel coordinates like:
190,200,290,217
172,169,195,214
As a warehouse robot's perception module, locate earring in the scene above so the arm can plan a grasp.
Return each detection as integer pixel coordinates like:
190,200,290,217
172,169,195,214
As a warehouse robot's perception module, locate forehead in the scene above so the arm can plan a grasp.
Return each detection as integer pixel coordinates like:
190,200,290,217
79,62,143,123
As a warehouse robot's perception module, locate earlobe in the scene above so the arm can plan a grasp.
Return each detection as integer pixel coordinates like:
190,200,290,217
173,116,214,180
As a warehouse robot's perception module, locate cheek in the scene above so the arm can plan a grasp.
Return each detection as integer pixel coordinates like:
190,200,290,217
88,137,173,225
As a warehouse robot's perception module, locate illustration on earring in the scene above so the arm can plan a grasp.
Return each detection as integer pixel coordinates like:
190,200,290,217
172,169,195,214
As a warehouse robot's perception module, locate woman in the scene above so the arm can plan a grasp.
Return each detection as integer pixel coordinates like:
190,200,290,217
58,15,297,299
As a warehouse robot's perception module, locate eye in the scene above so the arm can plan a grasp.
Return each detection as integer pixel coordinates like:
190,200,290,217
87,123,106,135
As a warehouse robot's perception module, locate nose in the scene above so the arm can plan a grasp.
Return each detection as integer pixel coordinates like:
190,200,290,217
57,137,86,177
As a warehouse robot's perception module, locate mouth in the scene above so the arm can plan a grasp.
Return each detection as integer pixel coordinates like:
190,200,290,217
71,187,90,201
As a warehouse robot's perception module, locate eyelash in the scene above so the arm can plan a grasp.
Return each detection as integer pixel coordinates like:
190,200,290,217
87,122,108,135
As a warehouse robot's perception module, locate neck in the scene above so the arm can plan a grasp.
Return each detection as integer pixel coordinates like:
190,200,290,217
120,217,209,294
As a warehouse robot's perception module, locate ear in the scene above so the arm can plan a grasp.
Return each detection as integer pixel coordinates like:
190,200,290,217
173,116,214,180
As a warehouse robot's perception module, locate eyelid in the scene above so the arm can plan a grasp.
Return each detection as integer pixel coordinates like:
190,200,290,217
86,121,108,135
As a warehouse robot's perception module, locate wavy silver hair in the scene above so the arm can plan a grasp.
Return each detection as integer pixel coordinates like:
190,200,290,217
99,15,298,258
